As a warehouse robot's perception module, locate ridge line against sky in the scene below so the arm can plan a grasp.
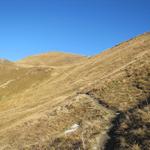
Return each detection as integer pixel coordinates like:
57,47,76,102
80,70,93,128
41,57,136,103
0,0,150,61
2,32,148,62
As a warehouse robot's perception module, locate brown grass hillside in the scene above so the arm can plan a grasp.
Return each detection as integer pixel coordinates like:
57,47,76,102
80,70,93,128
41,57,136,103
0,32,149,150
17,52,87,67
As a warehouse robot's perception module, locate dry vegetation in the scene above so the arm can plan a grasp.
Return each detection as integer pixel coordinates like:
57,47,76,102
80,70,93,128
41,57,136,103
0,32,150,150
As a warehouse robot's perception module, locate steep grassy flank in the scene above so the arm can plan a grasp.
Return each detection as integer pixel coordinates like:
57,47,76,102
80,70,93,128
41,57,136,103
81,47,150,150
0,32,149,149
84,51,150,111
62,32,150,86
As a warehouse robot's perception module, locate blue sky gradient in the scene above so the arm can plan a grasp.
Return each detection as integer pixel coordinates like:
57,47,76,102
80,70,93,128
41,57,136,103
0,0,150,61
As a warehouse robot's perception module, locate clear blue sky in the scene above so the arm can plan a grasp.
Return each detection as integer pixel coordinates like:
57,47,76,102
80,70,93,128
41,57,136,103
0,0,149,61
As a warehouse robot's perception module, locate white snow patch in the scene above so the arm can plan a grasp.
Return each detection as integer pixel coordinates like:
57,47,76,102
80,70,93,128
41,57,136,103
65,124,80,135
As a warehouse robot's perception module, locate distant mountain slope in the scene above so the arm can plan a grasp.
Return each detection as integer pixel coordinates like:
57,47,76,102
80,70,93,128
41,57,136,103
17,52,87,67
0,59,14,66
0,33,149,150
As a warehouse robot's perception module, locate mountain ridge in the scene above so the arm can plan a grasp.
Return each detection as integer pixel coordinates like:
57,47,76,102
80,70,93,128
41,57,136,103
16,51,87,67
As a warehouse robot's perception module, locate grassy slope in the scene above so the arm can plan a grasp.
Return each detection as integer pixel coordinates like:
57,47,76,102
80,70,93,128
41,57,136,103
0,33,149,150
17,52,87,67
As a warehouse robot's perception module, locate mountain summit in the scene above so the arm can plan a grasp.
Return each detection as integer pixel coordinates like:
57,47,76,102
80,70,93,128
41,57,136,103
17,52,87,67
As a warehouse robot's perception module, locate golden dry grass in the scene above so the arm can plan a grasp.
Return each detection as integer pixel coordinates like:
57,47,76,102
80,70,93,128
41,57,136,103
0,32,150,149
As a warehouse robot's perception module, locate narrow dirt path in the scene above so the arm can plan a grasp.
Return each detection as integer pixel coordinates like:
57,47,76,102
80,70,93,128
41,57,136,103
81,92,118,150
104,97,150,150
83,92,150,150
85,92,118,112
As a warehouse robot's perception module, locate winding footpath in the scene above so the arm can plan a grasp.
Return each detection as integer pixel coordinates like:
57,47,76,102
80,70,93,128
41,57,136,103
82,92,150,150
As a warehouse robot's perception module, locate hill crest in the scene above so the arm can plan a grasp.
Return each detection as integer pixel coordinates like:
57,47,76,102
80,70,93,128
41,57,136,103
17,51,87,67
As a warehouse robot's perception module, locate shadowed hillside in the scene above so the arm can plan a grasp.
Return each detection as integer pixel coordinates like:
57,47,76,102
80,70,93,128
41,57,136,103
0,32,149,150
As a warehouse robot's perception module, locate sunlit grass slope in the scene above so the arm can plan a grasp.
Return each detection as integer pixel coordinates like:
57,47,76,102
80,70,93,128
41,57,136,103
0,32,149,150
